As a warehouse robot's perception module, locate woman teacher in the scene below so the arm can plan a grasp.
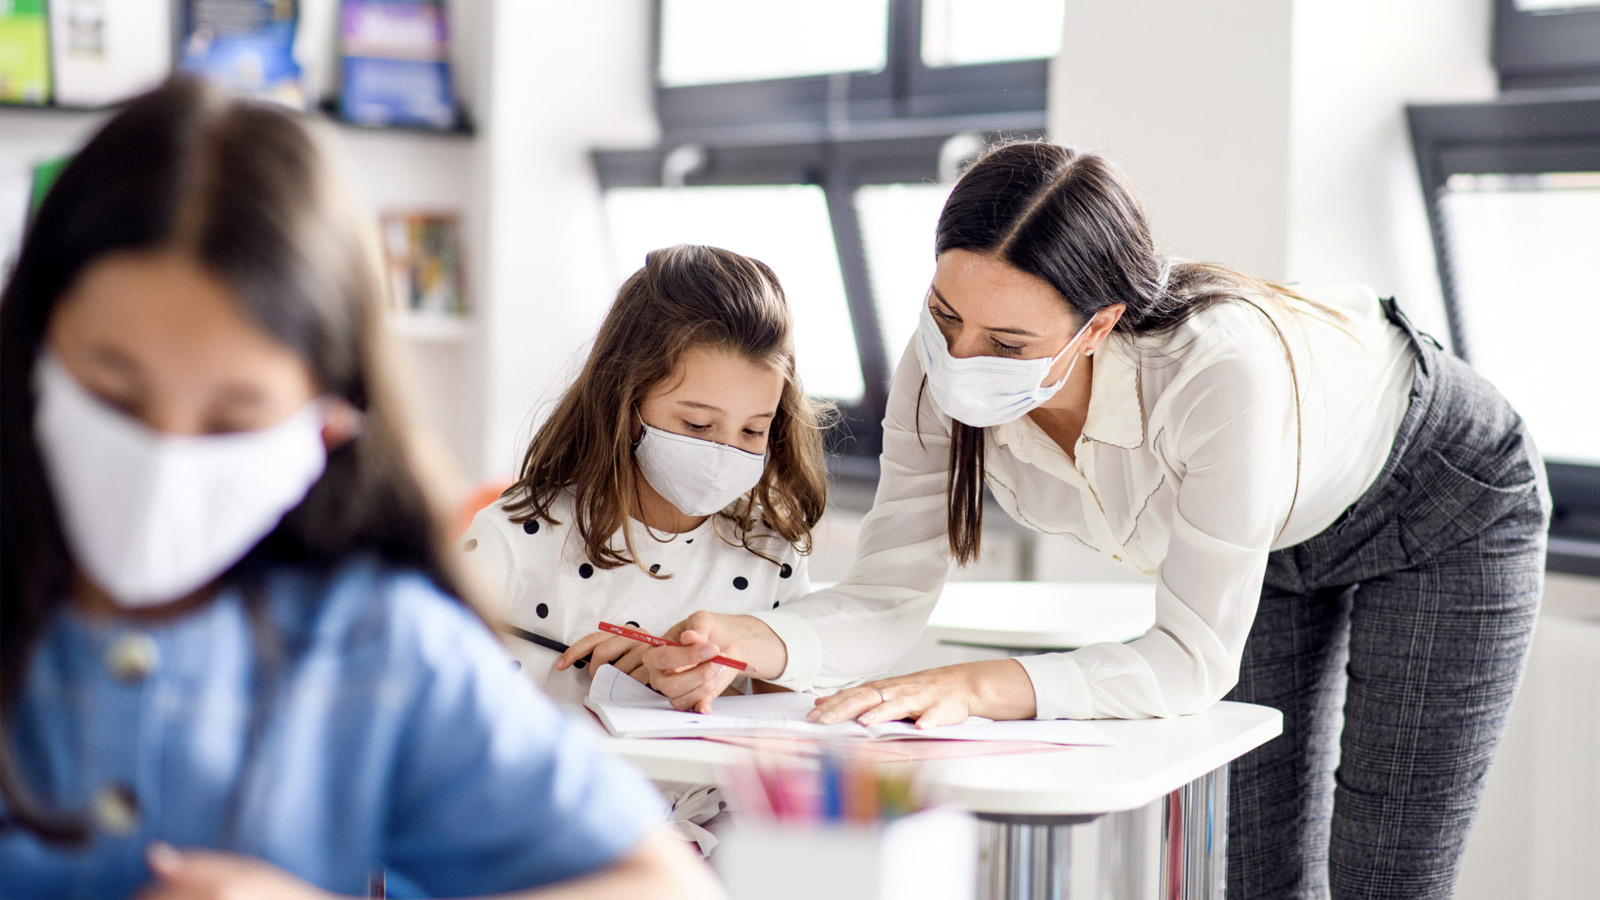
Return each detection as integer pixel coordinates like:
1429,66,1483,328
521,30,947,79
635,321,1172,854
648,141,1549,898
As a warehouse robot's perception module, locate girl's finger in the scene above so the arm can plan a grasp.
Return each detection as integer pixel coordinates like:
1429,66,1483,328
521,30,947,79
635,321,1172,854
556,632,609,670
585,635,640,669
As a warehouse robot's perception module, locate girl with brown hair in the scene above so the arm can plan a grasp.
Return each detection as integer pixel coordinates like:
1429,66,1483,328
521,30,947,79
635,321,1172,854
646,141,1548,898
461,243,830,708
0,78,722,899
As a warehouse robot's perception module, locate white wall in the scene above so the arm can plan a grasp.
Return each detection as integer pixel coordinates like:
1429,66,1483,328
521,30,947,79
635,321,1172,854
1051,0,1497,346
473,0,659,481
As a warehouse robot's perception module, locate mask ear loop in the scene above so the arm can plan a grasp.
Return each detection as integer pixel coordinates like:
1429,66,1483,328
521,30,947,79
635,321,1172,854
1040,314,1099,392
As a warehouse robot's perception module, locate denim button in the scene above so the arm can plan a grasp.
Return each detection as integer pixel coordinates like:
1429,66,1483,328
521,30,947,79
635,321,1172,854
92,783,140,835
106,632,160,683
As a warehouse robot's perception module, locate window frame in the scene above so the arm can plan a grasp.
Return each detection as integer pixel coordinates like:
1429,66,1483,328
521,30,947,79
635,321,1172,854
652,0,1054,138
1406,93,1600,575
1492,0,1600,91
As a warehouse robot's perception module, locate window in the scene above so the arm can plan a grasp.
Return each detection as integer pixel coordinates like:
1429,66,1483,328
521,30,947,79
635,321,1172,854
603,184,865,403
598,2,1057,468
920,0,1066,67
1436,172,1600,468
657,0,889,86
1408,94,1600,574
855,181,952,366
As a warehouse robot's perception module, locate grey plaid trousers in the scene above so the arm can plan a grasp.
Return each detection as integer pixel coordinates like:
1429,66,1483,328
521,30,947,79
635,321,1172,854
1224,300,1550,899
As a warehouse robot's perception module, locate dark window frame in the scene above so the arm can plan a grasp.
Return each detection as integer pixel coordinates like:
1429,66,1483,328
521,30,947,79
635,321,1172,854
652,0,1054,140
1493,0,1600,92
1406,92,1600,575
598,0,1055,480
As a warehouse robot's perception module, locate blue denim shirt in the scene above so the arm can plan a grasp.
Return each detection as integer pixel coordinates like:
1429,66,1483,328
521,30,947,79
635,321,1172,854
1,557,664,898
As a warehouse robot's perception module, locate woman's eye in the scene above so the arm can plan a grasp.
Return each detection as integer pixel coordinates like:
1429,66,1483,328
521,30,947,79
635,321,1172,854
989,338,1023,356
930,307,957,323
742,429,766,439
683,422,712,433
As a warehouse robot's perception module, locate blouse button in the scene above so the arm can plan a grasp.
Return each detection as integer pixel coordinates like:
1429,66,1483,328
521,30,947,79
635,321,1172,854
92,783,140,835
106,632,160,683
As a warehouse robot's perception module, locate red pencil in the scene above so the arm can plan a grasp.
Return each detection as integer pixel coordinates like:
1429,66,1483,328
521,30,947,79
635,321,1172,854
598,621,749,671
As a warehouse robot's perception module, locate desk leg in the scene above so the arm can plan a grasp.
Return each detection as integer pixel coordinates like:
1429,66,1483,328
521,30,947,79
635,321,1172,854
977,814,1096,900
1157,764,1229,900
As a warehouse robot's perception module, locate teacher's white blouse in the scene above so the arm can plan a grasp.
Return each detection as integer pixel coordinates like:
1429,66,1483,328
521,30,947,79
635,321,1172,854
755,285,1416,719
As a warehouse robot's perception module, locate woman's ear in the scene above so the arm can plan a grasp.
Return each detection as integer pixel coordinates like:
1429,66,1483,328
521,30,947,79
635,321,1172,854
1085,303,1126,356
320,400,364,452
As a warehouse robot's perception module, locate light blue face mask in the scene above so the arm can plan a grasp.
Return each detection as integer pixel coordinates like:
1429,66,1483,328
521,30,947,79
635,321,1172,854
917,301,1094,428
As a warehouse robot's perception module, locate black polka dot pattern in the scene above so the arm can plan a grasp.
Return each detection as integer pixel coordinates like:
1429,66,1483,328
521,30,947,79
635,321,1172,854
463,539,478,552
685,538,693,544
649,564,661,574
578,563,594,579
779,563,792,578
625,620,641,629
535,603,549,619
772,601,780,609
733,576,748,590
523,520,540,535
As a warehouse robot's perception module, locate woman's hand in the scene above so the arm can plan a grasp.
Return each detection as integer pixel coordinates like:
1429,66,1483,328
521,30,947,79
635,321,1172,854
807,659,1038,728
136,843,334,900
643,612,788,713
557,630,654,683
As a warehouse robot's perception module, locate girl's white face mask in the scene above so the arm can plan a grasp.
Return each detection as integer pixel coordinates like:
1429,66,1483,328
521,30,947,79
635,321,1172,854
917,301,1094,428
32,352,328,608
634,422,766,517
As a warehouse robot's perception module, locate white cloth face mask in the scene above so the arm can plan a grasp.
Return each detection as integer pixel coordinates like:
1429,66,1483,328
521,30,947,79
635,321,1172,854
917,301,1094,428
32,351,329,608
633,422,767,518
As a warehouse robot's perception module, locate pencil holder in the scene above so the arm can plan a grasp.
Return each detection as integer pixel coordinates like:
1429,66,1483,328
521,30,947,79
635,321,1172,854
714,807,977,900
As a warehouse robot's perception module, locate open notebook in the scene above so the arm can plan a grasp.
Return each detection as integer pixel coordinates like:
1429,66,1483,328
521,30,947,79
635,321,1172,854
584,664,1115,746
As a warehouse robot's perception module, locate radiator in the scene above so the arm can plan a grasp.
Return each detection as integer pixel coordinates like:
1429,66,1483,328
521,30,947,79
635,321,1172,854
1528,614,1600,899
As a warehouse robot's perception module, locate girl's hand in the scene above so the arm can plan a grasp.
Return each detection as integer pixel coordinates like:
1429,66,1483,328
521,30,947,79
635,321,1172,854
137,843,335,900
557,631,654,683
806,659,1038,728
643,612,788,713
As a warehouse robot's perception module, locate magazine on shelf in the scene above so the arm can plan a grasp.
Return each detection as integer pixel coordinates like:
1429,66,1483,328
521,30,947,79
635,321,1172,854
0,0,50,104
179,0,306,108
380,210,465,316
338,0,456,129
49,0,170,107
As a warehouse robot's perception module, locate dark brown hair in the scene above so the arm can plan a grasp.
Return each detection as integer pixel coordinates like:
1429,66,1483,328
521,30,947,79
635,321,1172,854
932,141,1319,564
0,77,468,841
502,244,830,572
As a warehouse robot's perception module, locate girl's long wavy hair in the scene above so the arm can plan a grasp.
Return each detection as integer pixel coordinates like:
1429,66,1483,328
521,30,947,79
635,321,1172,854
932,140,1329,564
502,244,831,572
0,78,469,843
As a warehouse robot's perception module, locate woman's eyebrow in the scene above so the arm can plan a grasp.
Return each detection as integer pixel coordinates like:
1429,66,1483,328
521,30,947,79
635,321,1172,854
929,285,1043,338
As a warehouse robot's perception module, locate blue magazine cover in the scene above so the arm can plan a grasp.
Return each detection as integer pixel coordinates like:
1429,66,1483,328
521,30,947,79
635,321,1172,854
178,0,305,108
339,0,456,129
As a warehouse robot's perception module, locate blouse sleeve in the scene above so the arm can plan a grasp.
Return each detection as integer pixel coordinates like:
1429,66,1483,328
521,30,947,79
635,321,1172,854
382,584,666,894
1015,336,1298,719
752,343,957,691
458,504,522,622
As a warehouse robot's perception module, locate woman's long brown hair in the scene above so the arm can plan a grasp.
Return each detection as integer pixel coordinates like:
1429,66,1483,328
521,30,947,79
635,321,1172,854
501,244,831,573
932,141,1333,564
0,78,469,842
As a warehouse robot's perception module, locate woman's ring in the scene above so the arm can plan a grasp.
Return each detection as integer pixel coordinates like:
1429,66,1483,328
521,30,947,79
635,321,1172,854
874,686,889,704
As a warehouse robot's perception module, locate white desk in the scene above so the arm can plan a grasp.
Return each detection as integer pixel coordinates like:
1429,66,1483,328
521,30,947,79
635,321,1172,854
926,581,1155,652
600,701,1281,900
